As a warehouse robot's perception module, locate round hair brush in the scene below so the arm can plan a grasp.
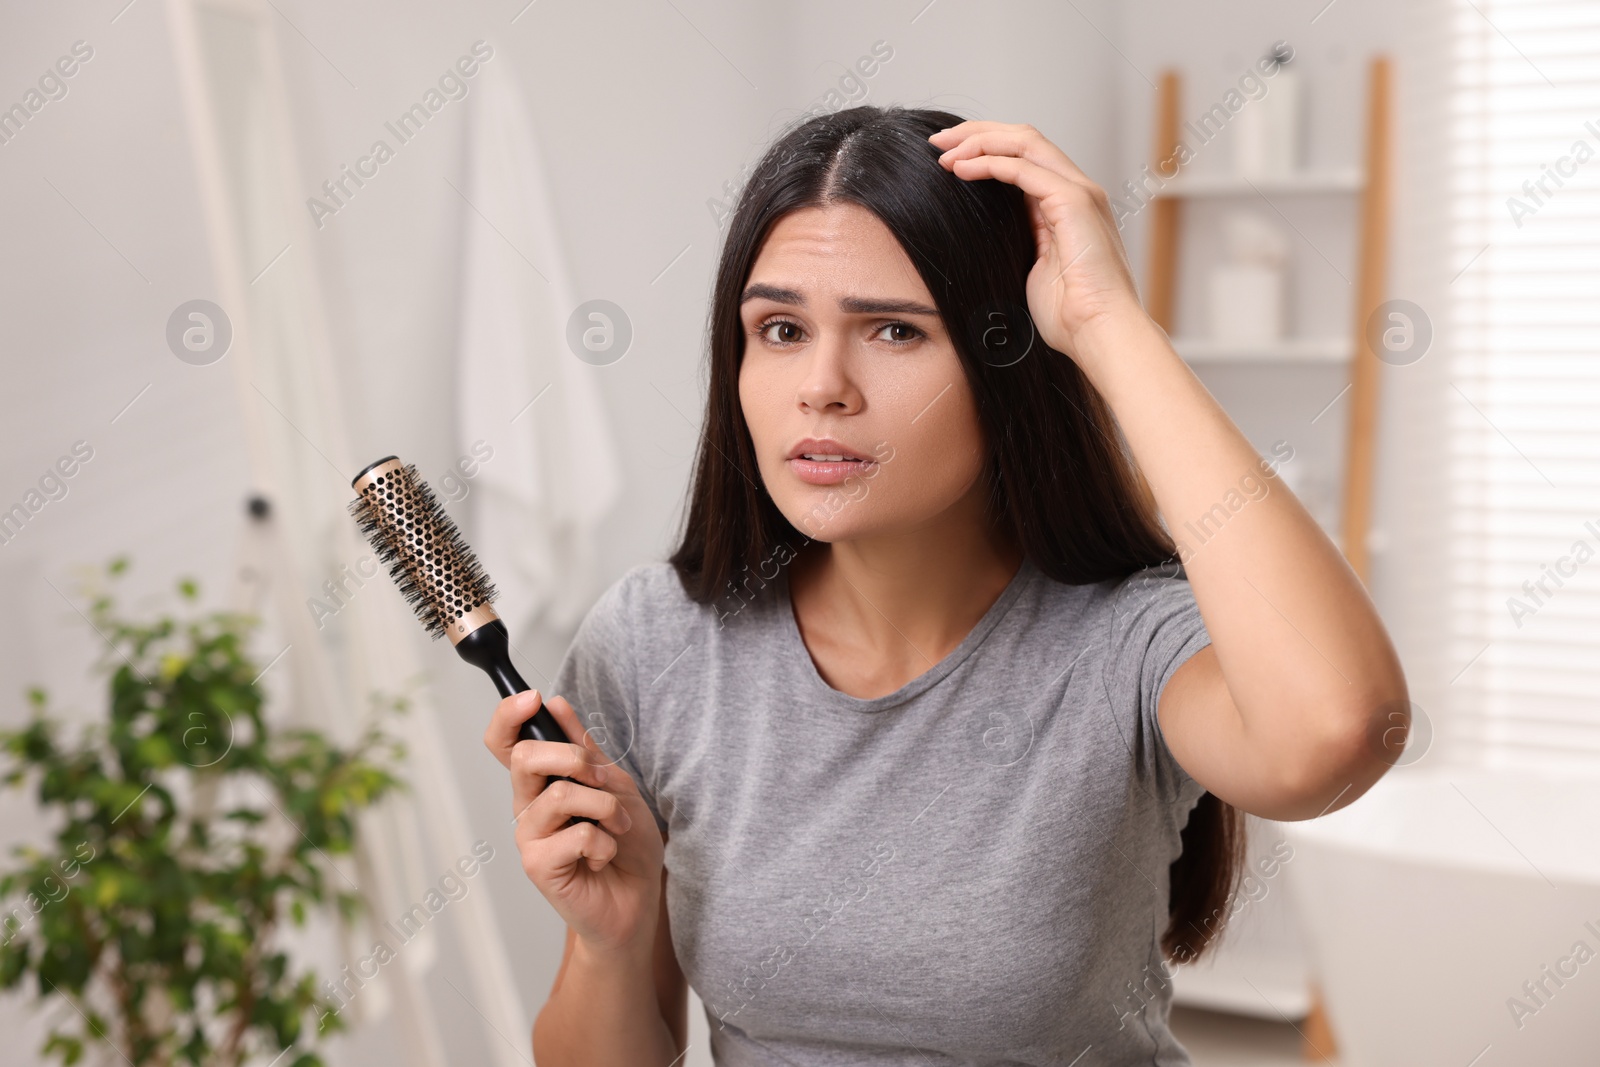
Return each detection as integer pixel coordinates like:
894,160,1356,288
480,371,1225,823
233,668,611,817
349,455,591,818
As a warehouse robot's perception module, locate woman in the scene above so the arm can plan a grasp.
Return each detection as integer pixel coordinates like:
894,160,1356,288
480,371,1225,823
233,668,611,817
483,105,1408,1065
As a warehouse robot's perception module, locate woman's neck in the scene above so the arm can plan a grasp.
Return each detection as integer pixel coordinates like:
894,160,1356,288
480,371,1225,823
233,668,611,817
788,483,1023,698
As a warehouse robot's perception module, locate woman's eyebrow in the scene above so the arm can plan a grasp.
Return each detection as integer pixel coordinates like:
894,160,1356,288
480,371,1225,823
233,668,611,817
740,283,804,306
740,283,938,317
839,296,940,316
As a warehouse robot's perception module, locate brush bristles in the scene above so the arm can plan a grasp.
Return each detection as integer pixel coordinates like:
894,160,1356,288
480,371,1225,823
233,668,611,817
348,462,498,640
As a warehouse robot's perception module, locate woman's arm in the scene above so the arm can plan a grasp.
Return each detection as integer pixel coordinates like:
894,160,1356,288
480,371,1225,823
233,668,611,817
483,692,686,1063
931,121,1408,820
1067,309,1405,820
535,846,688,1063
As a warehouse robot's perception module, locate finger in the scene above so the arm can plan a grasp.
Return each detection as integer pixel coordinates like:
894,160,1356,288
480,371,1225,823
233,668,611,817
925,119,1021,148
509,737,608,824
932,124,1121,242
946,153,1106,231
544,695,647,805
1026,195,1053,258
519,777,632,841
483,689,544,768
534,819,620,877
544,694,619,772
933,126,1094,186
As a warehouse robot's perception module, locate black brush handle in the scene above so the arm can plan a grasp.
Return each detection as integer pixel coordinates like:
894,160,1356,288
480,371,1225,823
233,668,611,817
455,620,596,826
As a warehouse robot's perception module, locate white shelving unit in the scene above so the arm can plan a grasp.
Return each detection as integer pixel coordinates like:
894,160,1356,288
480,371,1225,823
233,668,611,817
1141,57,1390,586
1151,168,1365,198
1170,336,1350,365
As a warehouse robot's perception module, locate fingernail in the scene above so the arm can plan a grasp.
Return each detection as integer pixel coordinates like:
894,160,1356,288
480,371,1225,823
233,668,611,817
519,690,539,708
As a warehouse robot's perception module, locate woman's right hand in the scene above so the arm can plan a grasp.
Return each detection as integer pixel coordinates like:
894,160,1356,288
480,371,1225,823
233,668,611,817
483,690,664,958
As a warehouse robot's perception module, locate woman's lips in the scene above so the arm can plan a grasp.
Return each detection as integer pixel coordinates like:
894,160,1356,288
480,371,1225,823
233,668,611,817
787,455,879,485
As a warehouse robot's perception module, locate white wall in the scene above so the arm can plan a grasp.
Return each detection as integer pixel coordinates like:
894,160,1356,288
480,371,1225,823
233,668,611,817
0,1,1116,1062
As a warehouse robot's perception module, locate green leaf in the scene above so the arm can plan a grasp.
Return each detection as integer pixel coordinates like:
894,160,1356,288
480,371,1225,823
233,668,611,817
41,1033,84,1065
93,870,123,908
135,733,176,768
159,653,189,683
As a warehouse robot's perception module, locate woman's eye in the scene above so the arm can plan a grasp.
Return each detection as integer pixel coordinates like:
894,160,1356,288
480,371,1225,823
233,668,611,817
758,320,804,345
877,322,922,345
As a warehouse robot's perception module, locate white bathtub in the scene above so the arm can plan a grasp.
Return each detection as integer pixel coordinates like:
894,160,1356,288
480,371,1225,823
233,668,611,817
1283,766,1600,1067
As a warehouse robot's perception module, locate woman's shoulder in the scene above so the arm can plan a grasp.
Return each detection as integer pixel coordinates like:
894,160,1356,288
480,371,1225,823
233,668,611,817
582,559,709,635
1039,558,1190,605
1102,560,1197,621
1020,559,1198,649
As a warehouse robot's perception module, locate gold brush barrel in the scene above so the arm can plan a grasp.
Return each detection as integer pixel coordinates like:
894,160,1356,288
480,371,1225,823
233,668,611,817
349,455,500,645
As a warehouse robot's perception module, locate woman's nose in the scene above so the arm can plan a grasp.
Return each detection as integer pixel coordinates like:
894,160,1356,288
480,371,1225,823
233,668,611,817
797,333,862,414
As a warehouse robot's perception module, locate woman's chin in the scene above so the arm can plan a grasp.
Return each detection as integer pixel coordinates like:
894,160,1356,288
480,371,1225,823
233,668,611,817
780,502,940,545
781,506,877,544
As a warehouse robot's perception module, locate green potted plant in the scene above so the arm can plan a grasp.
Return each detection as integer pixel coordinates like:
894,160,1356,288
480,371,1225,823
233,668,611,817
0,558,406,1066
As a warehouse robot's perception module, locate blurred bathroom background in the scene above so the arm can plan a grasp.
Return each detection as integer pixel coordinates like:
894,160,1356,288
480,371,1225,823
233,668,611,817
1,0,1596,1064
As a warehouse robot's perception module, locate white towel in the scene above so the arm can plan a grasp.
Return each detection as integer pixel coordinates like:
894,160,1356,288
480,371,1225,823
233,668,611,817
455,62,621,637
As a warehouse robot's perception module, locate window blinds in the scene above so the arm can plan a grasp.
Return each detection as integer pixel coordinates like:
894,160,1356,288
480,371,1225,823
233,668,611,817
1446,0,1600,767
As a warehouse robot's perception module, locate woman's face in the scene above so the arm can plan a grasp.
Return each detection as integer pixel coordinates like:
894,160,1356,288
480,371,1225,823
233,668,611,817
738,201,988,543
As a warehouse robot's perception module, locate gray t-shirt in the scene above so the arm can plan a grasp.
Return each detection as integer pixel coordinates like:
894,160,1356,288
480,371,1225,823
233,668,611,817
551,554,1213,1066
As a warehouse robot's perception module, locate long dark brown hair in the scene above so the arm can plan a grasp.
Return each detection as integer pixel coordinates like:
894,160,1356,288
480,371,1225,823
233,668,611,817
668,104,1243,964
